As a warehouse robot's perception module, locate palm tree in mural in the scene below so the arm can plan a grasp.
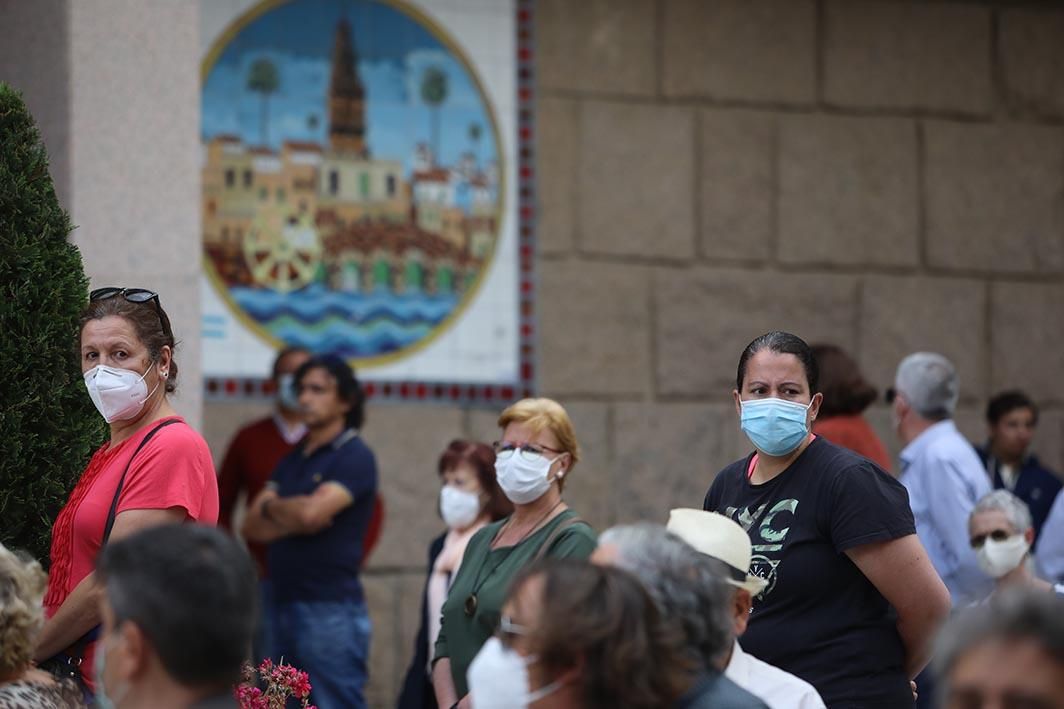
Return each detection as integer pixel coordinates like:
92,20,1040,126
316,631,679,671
420,66,448,165
468,121,482,165
247,57,280,147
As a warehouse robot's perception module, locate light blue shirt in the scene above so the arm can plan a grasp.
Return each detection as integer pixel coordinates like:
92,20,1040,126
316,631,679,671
899,420,993,606
1036,489,1064,583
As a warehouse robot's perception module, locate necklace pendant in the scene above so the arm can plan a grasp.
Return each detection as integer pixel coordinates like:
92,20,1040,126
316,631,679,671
464,594,478,616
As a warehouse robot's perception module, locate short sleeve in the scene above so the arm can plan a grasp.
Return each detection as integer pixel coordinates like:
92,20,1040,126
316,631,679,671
116,424,217,522
704,460,745,512
544,523,597,560
325,441,378,501
827,460,916,552
704,475,724,511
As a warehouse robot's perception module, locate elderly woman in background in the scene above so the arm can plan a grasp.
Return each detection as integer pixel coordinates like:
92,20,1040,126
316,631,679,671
0,544,84,707
466,560,695,709
398,440,512,709
704,331,950,707
432,398,597,708
810,343,891,471
35,288,218,688
968,489,1064,599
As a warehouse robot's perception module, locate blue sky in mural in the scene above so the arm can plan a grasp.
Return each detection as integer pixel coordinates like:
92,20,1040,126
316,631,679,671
202,0,497,173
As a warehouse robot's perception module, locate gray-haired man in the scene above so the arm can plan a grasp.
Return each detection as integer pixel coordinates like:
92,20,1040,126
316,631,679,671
592,522,770,709
664,510,825,709
890,352,991,607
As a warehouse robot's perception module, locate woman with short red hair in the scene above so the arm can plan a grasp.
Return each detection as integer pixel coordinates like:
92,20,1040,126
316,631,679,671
398,439,511,709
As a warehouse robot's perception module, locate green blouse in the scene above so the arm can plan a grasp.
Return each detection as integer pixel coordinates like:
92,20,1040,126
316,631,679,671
433,509,597,697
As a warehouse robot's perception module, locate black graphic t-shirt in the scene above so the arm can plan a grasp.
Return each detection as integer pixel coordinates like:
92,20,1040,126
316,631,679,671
704,437,916,709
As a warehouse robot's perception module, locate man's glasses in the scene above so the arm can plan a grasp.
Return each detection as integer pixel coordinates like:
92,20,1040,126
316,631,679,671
493,441,564,462
970,529,1014,548
90,287,173,339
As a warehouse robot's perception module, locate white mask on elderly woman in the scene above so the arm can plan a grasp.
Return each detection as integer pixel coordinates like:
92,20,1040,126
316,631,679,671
495,452,563,505
467,637,561,709
84,364,160,423
440,485,482,530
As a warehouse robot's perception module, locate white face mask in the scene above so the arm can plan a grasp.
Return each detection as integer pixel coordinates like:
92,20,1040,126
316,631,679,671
84,364,159,423
440,485,482,530
467,637,561,709
977,534,1029,579
495,452,562,505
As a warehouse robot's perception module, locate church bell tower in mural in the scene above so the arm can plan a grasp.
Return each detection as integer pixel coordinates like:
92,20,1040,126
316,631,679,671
329,19,368,158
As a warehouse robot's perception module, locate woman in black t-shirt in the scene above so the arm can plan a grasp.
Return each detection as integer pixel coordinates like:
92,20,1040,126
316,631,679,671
703,331,950,709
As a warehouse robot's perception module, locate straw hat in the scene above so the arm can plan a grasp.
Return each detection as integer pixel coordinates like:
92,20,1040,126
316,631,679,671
667,508,769,595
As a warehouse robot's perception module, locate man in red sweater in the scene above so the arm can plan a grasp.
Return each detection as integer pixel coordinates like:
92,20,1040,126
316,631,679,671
219,347,312,571
218,347,311,661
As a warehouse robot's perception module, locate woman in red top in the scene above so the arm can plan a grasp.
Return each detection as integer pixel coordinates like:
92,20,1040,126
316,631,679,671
810,343,892,472
34,288,219,685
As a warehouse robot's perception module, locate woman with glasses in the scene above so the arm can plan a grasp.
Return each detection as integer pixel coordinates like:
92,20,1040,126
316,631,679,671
33,288,218,690
465,560,694,709
432,398,597,709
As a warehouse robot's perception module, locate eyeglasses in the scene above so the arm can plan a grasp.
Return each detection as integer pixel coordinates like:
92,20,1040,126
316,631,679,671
90,287,173,339
885,387,897,404
493,441,564,462
970,529,1014,549
496,615,530,647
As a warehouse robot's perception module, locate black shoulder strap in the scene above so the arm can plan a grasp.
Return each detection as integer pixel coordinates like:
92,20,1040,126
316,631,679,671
533,515,589,563
101,418,182,544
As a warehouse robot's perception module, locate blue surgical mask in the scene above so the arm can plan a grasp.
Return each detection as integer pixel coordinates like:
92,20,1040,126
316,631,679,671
740,397,813,457
277,373,299,412
94,632,129,709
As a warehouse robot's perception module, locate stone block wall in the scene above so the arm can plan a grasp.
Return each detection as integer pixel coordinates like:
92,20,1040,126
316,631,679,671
1,0,204,428
4,1,1061,706
206,0,1064,705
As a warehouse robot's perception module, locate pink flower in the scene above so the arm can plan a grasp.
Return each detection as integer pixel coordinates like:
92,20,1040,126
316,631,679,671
290,671,311,698
235,659,314,709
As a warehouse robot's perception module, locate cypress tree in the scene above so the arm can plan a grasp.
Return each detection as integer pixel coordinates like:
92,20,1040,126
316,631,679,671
0,83,106,563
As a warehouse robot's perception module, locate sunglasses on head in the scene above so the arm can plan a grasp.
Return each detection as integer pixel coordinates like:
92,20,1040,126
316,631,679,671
90,287,173,338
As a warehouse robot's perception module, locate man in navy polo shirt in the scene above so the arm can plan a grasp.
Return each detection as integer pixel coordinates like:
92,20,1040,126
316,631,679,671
243,354,378,709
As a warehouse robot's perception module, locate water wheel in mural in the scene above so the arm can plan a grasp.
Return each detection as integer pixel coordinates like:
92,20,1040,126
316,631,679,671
244,210,323,294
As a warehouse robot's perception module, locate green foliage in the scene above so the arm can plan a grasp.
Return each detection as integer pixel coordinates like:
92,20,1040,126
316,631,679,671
421,67,448,164
0,84,106,564
247,58,280,146
247,57,280,94
420,66,448,106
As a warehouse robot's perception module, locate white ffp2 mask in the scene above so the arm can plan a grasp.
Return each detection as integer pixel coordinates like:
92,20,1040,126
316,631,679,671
84,364,158,423
467,636,561,709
